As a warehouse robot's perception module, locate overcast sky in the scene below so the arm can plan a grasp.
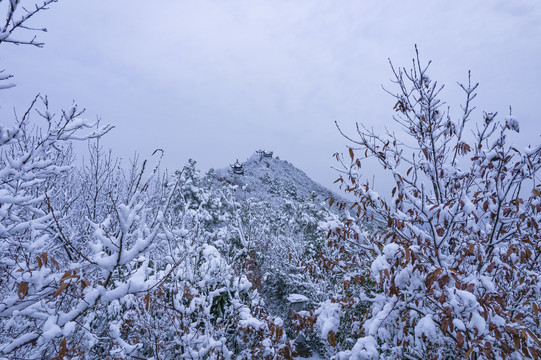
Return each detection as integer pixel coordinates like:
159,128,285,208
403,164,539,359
1,0,540,193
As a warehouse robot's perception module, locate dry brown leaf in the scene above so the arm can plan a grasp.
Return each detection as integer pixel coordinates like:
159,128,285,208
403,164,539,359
53,283,68,298
328,330,337,346
18,282,29,300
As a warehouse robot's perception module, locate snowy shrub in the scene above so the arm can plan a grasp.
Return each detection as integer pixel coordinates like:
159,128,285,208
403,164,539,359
0,128,295,358
0,97,113,357
293,215,373,358
324,48,541,359
131,238,293,359
0,117,295,359
122,174,295,359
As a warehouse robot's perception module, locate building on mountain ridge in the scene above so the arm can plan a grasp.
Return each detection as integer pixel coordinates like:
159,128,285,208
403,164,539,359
256,149,273,160
230,159,244,175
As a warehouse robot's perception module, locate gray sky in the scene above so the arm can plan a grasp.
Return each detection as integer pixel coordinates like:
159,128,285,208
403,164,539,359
1,0,540,192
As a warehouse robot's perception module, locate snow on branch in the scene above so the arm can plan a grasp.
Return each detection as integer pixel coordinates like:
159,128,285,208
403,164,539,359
319,48,541,359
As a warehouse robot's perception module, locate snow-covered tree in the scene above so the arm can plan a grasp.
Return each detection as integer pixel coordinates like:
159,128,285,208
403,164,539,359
292,211,373,358
0,0,59,90
322,48,541,359
0,97,113,357
0,3,294,357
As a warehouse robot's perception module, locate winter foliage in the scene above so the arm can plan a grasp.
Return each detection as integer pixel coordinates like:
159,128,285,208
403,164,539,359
310,48,541,359
1,3,540,360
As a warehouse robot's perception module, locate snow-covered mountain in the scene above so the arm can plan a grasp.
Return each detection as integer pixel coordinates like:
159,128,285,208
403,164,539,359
213,151,341,205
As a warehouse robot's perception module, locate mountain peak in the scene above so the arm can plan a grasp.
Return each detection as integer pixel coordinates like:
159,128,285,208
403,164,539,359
214,151,339,203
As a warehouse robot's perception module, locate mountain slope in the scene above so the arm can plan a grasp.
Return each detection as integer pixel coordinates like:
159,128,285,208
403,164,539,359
213,152,341,205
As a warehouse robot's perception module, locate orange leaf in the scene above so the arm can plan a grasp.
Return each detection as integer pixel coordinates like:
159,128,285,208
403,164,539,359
328,330,337,346
81,279,90,290
513,334,520,350
349,148,354,160
456,331,464,349
144,293,150,311
18,282,29,300
526,328,541,347
53,283,68,298
60,271,72,283
59,338,67,358
483,342,492,358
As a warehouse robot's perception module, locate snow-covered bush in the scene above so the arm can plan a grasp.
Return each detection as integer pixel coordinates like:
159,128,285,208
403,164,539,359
292,215,373,358
128,236,293,359
0,115,295,359
324,48,541,359
127,168,295,359
0,3,294,357
0,97,112,357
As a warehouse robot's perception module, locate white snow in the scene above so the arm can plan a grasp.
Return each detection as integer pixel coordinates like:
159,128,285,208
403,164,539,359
314,300,340,339
287,293,309,303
